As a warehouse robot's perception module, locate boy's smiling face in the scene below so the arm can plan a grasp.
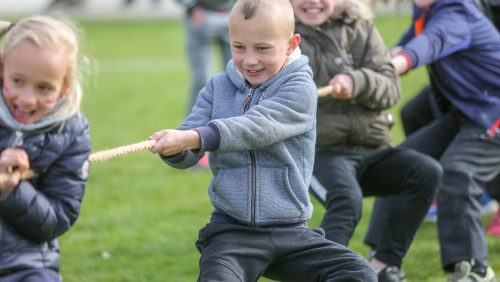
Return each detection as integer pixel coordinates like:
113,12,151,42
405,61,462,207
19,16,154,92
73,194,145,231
229,7,300,87
1,39,69,124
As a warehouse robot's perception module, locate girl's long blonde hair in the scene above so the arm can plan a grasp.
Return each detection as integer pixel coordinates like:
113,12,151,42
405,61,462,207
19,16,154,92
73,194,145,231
0,15,86,120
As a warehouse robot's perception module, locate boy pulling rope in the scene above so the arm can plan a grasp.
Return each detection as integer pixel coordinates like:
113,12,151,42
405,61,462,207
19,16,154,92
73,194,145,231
0,86,333,183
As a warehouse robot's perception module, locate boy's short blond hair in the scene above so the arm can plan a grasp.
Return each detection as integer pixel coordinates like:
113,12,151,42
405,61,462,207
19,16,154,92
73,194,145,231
0,15,85,119
232,0,296,38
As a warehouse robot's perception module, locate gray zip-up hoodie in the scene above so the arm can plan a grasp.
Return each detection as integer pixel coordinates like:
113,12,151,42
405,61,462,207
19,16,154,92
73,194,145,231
163,55,317,227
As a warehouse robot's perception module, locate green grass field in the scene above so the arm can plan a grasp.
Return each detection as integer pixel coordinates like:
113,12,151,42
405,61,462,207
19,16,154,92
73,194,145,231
57,16,500,281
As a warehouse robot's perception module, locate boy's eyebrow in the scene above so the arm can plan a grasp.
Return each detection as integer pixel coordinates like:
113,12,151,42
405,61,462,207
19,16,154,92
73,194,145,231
7,71,24,77
254,42,274,46
231,41,275,47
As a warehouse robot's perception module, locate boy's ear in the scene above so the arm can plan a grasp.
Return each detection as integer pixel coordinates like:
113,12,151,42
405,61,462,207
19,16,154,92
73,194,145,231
287,33,301,55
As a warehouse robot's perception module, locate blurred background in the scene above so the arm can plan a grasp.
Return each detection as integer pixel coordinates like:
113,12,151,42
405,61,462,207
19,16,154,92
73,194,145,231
0,0,411,19
0,0,182,19
1,1,498,282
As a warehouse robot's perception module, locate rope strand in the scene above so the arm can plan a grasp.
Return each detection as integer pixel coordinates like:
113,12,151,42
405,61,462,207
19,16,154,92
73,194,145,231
88,140,156,163
0,139,156,183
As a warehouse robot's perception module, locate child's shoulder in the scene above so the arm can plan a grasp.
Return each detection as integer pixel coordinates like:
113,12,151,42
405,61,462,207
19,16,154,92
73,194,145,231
57,113,90,138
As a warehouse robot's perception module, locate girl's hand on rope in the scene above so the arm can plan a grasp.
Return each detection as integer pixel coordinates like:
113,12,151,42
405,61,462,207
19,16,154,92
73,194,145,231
329,74,353,100
149,129,201,157
0,148,29,192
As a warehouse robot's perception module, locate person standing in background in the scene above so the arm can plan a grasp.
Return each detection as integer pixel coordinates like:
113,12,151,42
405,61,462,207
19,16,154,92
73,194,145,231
46,0,86,10
175,0,236,113
122,0,162,9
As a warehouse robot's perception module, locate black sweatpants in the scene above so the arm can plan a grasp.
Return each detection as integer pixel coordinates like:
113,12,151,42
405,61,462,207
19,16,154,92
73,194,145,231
195,223,377,282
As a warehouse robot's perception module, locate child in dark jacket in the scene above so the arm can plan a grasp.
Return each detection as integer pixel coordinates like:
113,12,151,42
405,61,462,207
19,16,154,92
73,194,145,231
0,16,91,281
388,0,500,281
291,0,442,281
149,0,376,281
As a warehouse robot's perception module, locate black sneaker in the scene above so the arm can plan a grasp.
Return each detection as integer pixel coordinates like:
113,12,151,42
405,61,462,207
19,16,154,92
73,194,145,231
378,266,407,282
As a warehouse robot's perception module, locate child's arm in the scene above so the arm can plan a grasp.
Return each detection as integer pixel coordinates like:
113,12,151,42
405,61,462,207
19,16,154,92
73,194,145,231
149,79,215,169
0,122,91,243
149,129,201,157
209,75,317,152
395,3,472,72
340,21,400,111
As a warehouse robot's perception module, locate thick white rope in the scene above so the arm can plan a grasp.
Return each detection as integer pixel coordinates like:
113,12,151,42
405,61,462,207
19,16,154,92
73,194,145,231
0,140,156,183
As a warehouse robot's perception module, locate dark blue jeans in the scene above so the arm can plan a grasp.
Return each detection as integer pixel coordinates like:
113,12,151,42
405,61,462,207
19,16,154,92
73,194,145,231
312,147,441,267
195,223,377,282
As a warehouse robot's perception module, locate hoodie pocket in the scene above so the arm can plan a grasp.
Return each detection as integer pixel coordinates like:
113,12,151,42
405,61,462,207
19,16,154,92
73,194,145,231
258,167,306,221
212,166,250,221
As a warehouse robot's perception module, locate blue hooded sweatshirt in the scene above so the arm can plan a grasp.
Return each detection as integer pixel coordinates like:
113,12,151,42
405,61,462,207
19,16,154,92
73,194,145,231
398,0,500,136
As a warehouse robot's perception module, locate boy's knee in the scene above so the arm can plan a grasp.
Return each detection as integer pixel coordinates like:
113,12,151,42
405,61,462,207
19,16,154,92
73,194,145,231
420,155,443,188
408,153,443,195
198,261,242,282
322,263,377,282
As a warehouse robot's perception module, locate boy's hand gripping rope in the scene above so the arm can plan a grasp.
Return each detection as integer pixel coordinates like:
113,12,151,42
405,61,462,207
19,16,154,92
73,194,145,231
0,85,332,184
0,140,156,183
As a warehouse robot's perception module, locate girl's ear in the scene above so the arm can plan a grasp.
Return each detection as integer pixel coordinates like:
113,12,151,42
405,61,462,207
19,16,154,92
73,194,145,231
287,33,301,55
59,83,69,97
0,56,4,81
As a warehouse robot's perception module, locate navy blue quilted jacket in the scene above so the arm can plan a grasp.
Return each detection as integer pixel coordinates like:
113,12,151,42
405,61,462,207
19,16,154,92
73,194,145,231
0,114,91,273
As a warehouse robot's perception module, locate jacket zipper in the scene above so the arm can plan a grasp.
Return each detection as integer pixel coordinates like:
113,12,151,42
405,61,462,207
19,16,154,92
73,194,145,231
12,131,24,147
242,88,257,226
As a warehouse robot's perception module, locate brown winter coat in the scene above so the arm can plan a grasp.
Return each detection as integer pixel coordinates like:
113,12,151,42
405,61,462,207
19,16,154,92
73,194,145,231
296,12,400,150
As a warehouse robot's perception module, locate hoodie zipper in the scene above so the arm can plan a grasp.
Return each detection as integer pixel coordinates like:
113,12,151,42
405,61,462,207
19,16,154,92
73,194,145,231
242,88,255,112
242,88,258,226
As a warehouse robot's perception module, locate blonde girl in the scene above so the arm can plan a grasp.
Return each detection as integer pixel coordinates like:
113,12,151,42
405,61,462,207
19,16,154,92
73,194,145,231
0,15,91,282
